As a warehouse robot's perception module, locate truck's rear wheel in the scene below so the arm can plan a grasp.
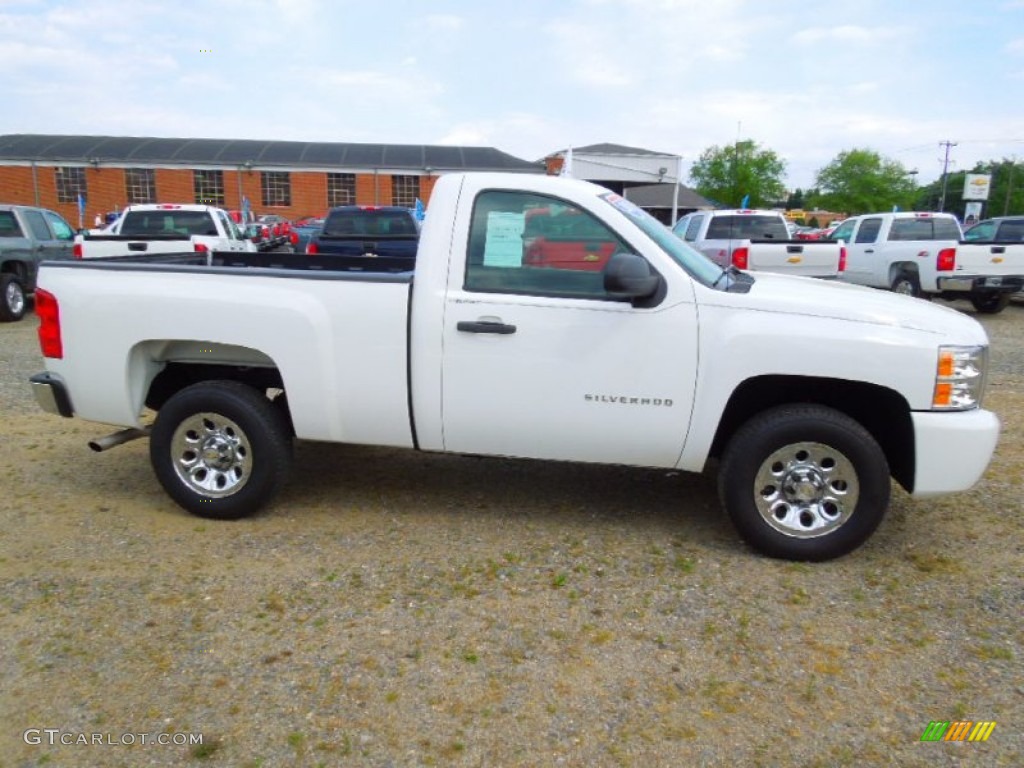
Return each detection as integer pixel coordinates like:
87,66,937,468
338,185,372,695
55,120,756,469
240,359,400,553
0,274,26,322
150,381,292,519
891,270,923,298
969,293,1011,314
718,405,890,561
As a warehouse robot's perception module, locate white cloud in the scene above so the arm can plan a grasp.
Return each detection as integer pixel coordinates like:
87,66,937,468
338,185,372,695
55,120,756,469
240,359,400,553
424,14,465,32
792,25,904,44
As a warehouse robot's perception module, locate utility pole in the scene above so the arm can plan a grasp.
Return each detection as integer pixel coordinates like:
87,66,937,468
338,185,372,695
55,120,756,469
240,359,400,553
1005,159,1015,216
938,140,957,212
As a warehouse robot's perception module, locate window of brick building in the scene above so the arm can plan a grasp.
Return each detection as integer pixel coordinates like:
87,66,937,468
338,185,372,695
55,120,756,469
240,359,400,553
55,167,87,204
392,175,420,207
125,168,156,204
261,171,291,207
193,170,225,206
327,173,356,207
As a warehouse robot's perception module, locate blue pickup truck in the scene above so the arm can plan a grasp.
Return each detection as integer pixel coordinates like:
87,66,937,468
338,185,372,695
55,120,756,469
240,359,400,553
306,206,420,269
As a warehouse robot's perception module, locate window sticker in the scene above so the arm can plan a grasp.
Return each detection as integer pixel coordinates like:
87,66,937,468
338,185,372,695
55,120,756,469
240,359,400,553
483,211,526,268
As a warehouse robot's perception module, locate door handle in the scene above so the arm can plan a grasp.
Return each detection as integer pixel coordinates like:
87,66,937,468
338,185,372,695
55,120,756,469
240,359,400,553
457,320,517,335
864,249,874,253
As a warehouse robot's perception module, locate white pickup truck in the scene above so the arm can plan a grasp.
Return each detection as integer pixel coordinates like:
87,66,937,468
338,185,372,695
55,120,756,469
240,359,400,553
29,173,999,561
671,208,845,278
74,203,256,259
830,212,1024,313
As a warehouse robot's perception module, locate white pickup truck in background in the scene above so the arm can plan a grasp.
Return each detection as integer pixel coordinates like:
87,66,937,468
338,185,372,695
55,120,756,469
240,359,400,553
74,203,257,259
830,212,1024,313
671,208,845,278
29,173,999,562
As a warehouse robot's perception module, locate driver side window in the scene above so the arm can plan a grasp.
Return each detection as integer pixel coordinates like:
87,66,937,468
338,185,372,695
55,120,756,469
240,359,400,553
465,190,633,300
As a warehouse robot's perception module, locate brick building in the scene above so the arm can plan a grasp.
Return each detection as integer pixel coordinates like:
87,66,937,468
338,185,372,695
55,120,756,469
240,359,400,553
0,134,543,227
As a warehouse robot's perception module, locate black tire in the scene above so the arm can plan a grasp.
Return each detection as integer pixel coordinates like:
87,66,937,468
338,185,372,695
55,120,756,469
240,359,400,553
150,380,292,520
969,293,1011,314
891,270,923,298
718,404,891,561
0,273,27,322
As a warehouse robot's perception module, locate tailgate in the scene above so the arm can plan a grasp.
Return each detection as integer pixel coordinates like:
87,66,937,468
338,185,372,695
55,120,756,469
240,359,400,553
746,241,841,277
79,236,195,259
954,242,1024,280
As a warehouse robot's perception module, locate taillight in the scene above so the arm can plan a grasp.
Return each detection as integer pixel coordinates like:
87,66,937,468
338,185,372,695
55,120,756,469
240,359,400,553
838,245,847,272
35,289,63,359
290,231,299,245
194,242,209,253
306,242,319,255
937,248,956,272
731,247,749,270
73,242,83,259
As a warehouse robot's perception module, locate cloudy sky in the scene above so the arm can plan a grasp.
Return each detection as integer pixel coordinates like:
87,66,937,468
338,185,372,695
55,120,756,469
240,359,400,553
2,0,1023,190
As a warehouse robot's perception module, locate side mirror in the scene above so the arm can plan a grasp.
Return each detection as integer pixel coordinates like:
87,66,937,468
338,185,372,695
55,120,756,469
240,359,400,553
603,251,662,301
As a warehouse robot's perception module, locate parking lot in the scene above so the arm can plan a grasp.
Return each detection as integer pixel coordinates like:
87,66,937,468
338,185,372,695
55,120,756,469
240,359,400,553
1,301,1022,766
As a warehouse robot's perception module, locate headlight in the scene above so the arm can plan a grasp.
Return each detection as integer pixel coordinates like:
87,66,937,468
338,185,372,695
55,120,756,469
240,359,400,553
932,345,988,410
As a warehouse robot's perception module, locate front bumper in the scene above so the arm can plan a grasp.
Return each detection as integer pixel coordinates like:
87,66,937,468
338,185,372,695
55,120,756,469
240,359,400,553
936,274,1024,293
910,408,1000,497
30,372,74,417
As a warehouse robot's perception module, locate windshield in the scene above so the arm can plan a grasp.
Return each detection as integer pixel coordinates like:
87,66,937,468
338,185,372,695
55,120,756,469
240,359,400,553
599,193,724,286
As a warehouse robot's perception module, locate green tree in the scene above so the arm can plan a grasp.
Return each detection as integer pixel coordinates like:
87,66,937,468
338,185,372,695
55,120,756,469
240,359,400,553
786,188,805,210
688,139,786,208
916,159,1024,217
810,149,918,215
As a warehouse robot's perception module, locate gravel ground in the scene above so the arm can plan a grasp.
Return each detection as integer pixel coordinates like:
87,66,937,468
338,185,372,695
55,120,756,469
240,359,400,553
1,298,1022,767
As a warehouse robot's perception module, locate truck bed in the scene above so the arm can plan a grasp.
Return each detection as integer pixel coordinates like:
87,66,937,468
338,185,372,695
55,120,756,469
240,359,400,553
36,251,415,446
61,250,417,276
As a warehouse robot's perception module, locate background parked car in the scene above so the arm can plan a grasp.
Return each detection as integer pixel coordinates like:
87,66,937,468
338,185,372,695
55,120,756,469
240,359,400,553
0,203,74,321
291,217,325,253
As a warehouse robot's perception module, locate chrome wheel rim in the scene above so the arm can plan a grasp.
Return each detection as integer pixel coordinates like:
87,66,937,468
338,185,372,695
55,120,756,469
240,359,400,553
5,281,24,315
170,412,251,497
893,279,914,296
753,441,859,538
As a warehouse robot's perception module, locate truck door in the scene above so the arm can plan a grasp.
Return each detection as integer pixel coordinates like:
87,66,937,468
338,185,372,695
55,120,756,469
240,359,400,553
835,217,881,285
39,210,75,258
439,189,698,468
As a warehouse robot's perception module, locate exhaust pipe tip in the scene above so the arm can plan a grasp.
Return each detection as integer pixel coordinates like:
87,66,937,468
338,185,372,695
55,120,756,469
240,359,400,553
89,427,150,452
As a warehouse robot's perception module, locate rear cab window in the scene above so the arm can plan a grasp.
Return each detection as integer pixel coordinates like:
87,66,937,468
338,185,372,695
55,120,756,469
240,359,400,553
706,215,789,240
120,210,218,237
888,216,961,241
322,208,419,237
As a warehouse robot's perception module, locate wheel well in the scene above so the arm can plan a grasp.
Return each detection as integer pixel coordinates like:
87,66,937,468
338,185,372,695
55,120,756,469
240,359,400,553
889,262,918,285
709,375,915,492
145,363,284,411
1,260,29,281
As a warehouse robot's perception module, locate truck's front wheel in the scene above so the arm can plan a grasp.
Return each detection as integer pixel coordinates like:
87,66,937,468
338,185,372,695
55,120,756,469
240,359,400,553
969,292,1011,314
150,381,292,520
718,405,890,561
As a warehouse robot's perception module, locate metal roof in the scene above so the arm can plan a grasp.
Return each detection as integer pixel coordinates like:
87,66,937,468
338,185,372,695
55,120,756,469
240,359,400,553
549,143,678,158
623,182,713,209
0,134,544,172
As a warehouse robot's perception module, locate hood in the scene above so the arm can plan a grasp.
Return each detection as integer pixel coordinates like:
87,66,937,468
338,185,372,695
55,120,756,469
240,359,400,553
705,272,989,343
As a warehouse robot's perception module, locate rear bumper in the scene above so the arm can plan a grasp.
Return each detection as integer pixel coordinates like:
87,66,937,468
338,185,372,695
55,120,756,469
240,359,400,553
936,274,1024,293
30,372,74,417
910,409,1000,497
